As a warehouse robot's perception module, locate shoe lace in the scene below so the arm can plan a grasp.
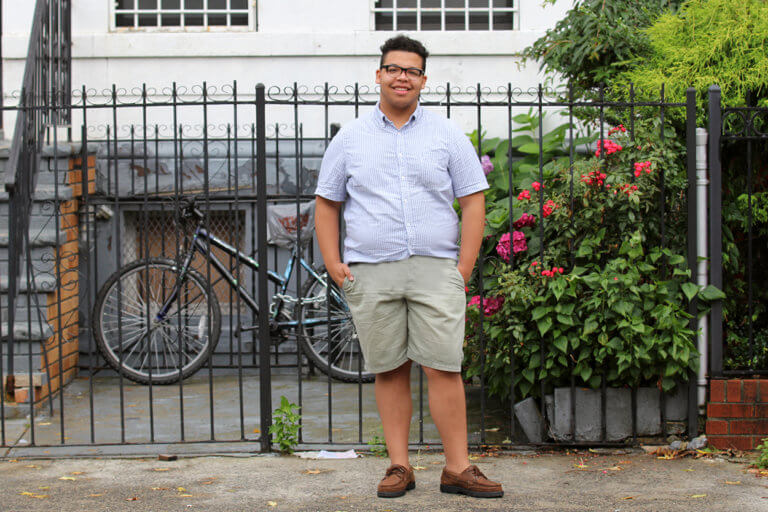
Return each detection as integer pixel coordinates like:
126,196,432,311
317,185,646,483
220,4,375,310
466,465,486,481
386,465,408,477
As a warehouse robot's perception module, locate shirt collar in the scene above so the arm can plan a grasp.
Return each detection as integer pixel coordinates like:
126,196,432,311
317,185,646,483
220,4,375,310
374,102,422,128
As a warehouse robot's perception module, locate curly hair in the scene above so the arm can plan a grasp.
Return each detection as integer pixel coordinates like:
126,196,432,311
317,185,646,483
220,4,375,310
379,35,429,71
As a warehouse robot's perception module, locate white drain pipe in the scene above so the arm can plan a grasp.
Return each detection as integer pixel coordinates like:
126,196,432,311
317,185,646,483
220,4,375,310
696,127,709,408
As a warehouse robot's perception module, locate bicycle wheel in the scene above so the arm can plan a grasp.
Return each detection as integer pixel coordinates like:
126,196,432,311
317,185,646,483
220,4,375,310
92,258,221,385
298,267,374,383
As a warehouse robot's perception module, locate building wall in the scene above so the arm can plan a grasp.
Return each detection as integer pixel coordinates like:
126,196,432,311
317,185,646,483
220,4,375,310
3,1,572,94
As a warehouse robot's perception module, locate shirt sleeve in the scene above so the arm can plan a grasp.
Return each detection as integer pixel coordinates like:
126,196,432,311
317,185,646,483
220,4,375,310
447,124,489,198
314,132,348,202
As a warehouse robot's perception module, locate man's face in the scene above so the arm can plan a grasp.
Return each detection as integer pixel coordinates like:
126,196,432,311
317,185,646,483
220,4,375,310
376,50,427,112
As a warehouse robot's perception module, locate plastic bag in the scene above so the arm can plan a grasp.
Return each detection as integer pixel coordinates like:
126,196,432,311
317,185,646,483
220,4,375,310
266,200,315,248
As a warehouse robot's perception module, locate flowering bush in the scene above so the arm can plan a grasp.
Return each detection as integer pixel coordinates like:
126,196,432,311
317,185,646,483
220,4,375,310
463,116,718,401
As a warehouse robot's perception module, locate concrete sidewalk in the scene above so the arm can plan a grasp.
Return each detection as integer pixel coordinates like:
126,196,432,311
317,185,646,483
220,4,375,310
1,449,765,511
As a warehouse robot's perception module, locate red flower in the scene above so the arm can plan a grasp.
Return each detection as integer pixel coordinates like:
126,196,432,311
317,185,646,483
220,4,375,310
595,139,623,157
517,190,531,201
531,181,542,191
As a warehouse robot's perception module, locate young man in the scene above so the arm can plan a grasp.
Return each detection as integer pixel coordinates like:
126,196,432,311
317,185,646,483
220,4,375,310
314,35,503,499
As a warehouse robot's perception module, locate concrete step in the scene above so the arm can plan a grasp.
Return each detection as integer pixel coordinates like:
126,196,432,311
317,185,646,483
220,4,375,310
0,321,52,341
1,292,53,317
0,274,58,293
0,247,58,276
0,222,70,248
0,183,74,203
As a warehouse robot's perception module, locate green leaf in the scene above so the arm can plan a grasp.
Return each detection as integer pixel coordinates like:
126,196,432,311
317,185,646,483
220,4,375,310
681,282,699,302
532,306,551,321
538,316,553,336
518,142,542,155
699,284,726,301
583,317,598,336
553,336,568,353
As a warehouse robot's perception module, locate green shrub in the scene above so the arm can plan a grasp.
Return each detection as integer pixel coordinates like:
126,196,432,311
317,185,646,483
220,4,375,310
620,0,768,122
462,116,719,401
523,0,683,90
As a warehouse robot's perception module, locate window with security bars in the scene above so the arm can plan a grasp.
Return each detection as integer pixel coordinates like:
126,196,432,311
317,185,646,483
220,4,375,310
374,0,517,31
114,0,251,29
124,210,247,307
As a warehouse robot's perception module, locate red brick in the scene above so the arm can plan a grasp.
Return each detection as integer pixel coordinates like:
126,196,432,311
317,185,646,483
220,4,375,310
708,403,754,418
726,380,742,402
706,419,728,435
14,387,30,403
710,380,726,403
743,380,759,403
760,381,768,403
756,404,768,417
709,435,757,451
730,419,768,435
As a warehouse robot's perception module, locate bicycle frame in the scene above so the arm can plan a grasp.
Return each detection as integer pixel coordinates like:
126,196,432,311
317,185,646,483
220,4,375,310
155,222,345,332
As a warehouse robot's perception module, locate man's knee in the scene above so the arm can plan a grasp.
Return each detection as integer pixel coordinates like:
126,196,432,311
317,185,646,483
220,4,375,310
421,365,460,380
375,360,413,381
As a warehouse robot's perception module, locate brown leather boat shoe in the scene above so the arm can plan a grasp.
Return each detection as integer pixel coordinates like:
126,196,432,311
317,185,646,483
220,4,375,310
440,464,503,498
377,464,415,498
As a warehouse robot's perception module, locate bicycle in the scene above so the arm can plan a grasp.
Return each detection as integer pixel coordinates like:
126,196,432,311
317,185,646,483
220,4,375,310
92,198,373,385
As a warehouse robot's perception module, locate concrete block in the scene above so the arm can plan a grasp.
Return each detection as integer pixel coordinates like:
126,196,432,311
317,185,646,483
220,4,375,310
637,387,662,435
606,388,632,442
513,397,545,443
552,387,602,442
14,372,46,387
664,382,689,421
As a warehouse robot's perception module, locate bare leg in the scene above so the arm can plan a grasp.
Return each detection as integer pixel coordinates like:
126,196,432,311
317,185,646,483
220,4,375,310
375,360,413,467
422,366,470,473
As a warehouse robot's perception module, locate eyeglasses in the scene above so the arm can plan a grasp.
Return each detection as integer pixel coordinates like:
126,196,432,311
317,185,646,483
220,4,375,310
380,64,425,79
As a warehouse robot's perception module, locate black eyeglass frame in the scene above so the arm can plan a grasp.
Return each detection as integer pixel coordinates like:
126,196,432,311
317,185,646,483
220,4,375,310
380,64,425,78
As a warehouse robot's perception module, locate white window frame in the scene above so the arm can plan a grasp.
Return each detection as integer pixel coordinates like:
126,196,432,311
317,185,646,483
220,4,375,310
111,0,256,32
371,0,519,32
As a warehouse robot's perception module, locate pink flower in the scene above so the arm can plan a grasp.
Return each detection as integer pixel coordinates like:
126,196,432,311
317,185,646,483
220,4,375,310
517,190,531,201
512,231,527,254
480,155,494,176
468,295,504,316
531,181,542,191
513,212,536,229
496,231,527,262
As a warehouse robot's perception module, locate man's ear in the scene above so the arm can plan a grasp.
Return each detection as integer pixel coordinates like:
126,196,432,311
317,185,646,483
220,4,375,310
420,75,427,91
375,69,382,85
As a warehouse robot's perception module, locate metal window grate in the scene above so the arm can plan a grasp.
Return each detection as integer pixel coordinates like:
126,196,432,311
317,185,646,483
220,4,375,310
373,0,517,31
124,209,247,305
115,0,251,29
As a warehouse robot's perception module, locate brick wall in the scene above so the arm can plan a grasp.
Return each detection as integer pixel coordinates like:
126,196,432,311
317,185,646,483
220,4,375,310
706,379,768,451
12,155,95,406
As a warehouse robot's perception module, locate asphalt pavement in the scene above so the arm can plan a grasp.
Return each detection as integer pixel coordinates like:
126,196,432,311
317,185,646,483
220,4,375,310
1,449,766,511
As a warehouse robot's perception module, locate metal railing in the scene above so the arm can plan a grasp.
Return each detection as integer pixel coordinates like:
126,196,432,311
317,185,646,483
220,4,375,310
1,0,71,420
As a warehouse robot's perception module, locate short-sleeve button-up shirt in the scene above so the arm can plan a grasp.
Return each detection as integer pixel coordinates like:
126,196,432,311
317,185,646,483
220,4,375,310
315,103,489,264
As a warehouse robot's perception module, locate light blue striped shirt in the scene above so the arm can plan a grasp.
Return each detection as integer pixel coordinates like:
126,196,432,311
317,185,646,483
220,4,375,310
315,104,488,264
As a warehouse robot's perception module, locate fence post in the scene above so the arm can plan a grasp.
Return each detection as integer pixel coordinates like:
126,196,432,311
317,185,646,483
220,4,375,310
707,86,723,378
685,87,699,438
256,83,272,452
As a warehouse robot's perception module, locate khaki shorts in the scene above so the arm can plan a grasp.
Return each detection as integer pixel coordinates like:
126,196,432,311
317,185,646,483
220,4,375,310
342,256,467,374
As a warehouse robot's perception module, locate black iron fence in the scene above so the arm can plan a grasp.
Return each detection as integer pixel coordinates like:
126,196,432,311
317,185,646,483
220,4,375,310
1,81,715,453
708,86,768,377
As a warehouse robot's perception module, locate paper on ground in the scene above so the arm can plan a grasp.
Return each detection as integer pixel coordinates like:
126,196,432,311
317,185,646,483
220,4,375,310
293,449,358,459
